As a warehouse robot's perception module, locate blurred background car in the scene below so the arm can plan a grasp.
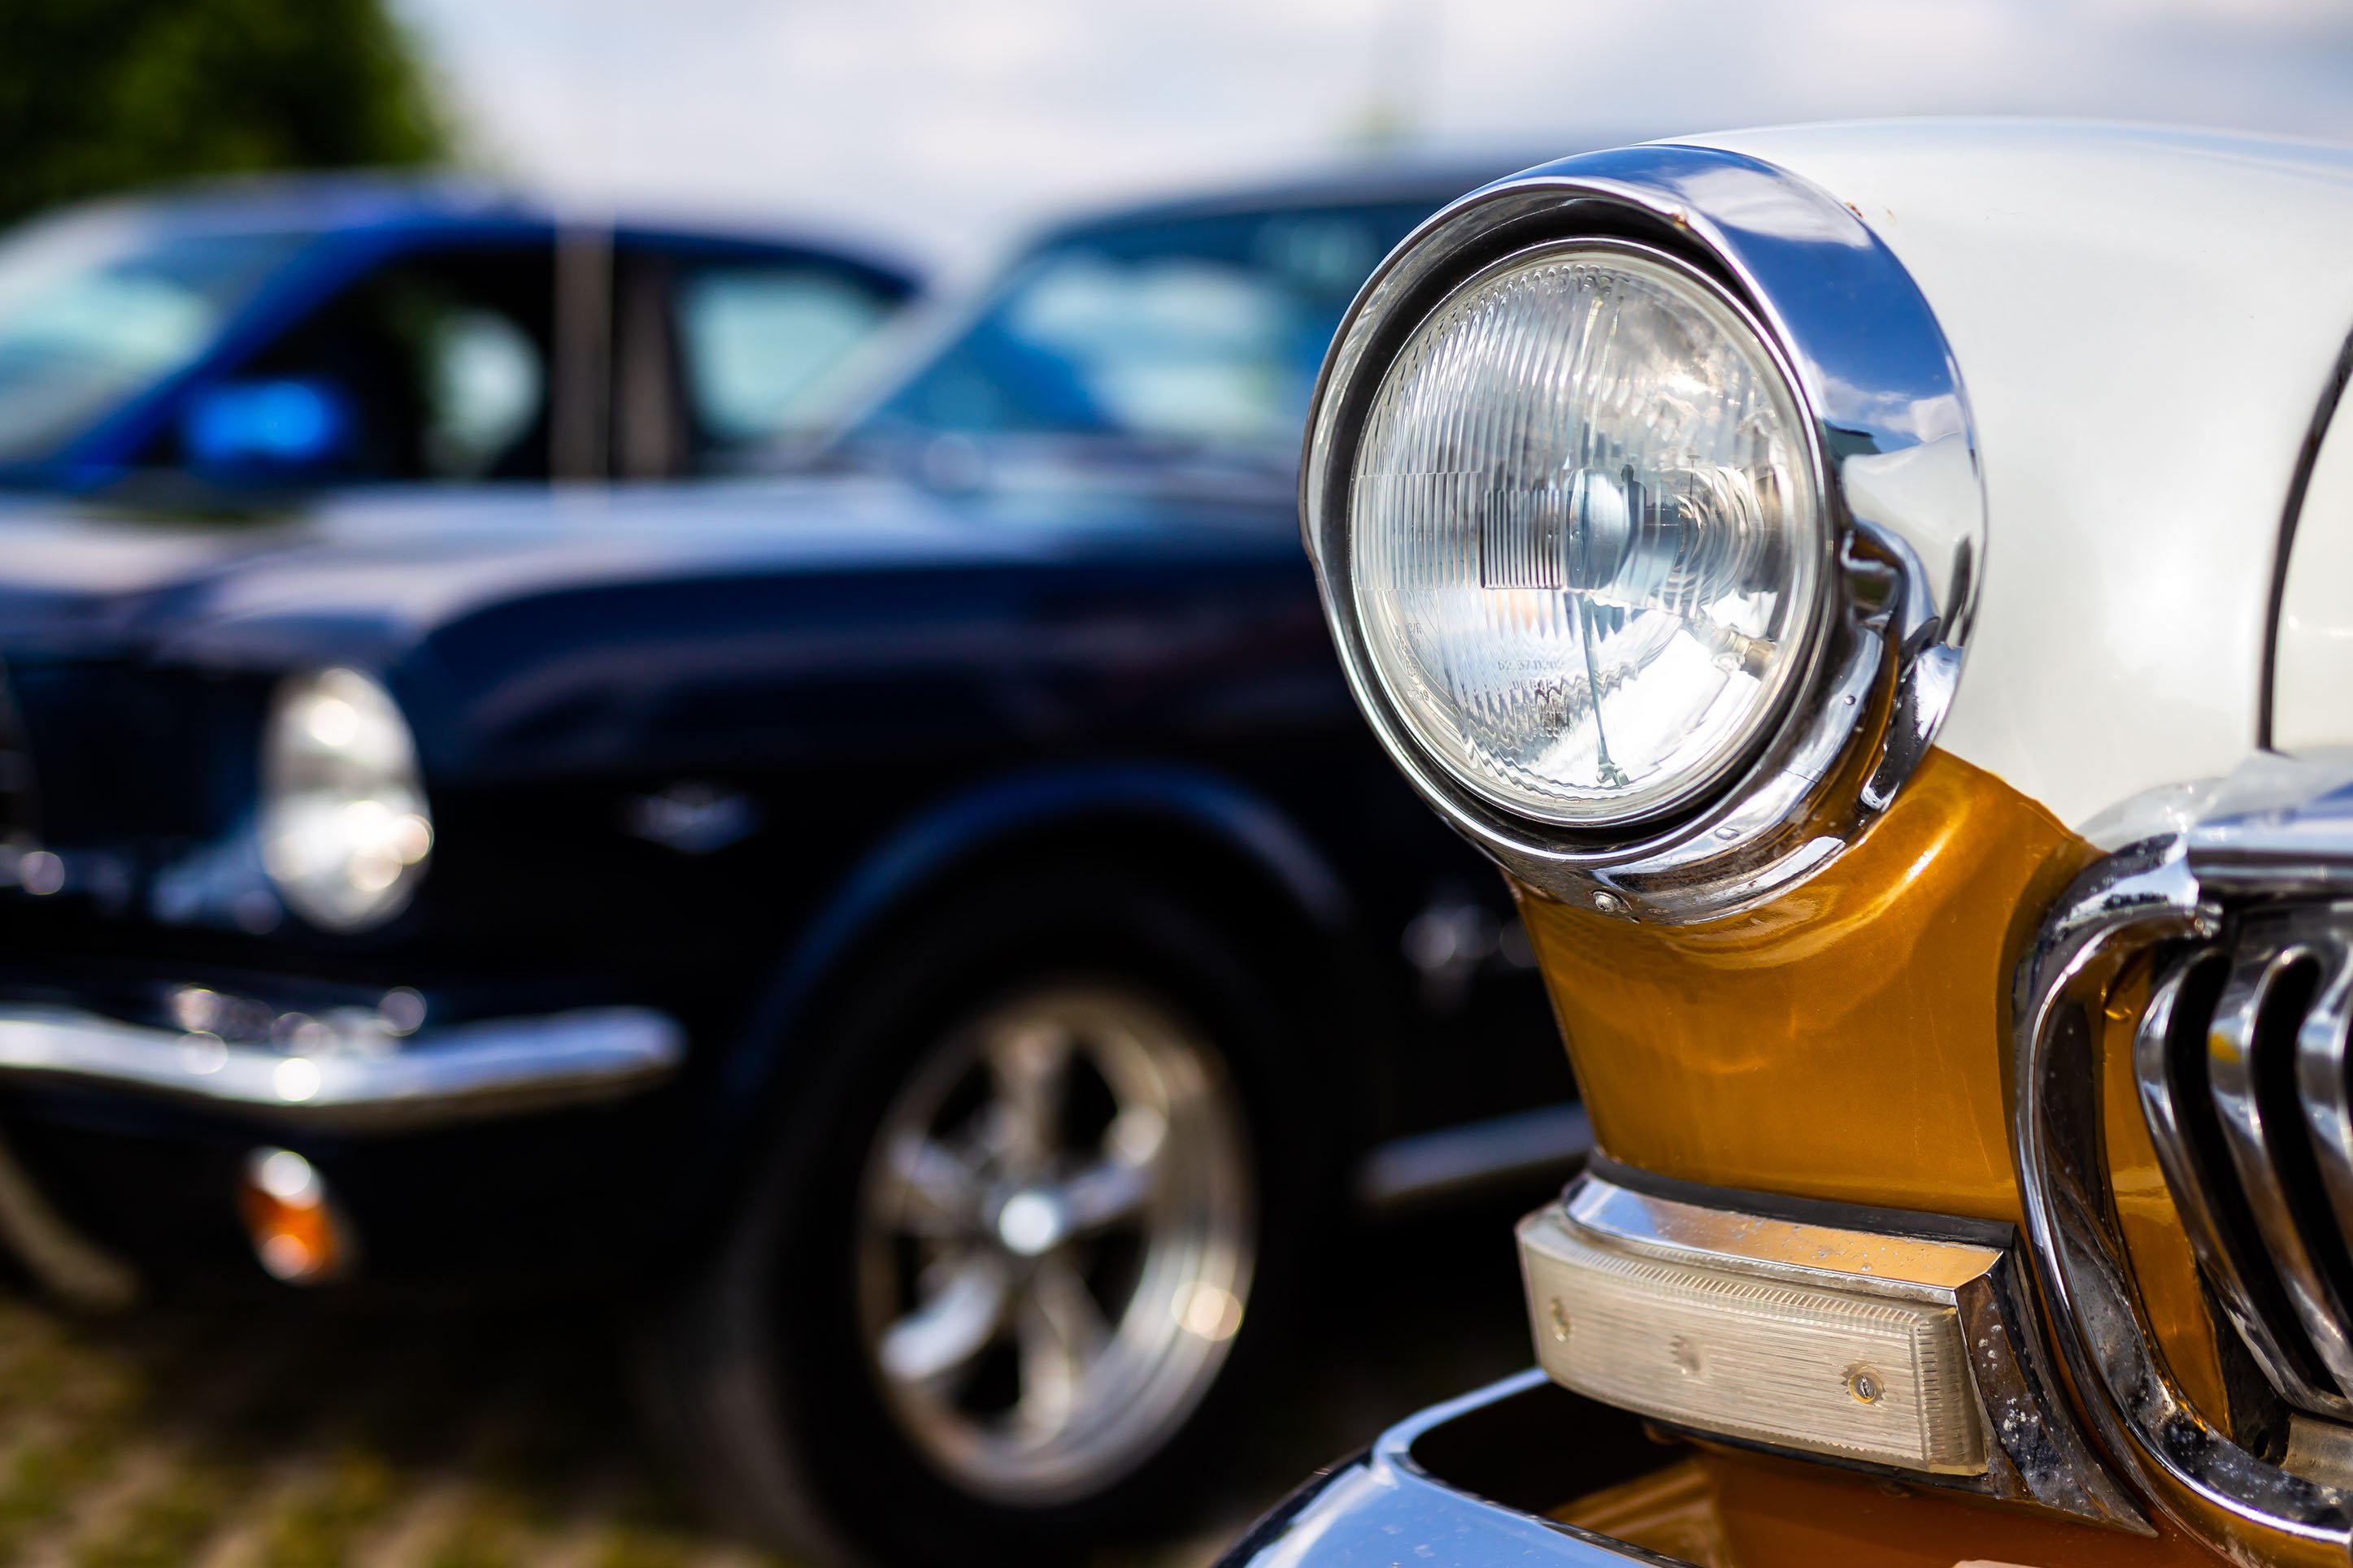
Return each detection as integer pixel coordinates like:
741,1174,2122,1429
0,178,920,496
0,163,1578,1567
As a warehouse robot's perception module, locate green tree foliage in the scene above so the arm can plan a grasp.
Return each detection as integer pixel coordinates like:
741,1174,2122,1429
0,0,448,228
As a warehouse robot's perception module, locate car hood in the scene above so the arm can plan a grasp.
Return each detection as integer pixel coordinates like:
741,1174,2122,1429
0,471,1299,669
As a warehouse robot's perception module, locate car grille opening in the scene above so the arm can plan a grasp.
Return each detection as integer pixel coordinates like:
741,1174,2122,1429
2138,910,2353,1431
0,662,36,849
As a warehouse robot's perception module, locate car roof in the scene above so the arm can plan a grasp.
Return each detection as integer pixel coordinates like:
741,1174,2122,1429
1033,153,1576,244
28,172,923,289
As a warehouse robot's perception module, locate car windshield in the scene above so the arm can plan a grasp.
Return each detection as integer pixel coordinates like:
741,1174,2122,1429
0,210,301,466
847,199,1436,464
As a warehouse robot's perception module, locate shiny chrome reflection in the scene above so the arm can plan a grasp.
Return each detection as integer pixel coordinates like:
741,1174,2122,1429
855,983,1252,1501
2130,949,2340,1418
2205,930,2353,1408
0,1001,681,1126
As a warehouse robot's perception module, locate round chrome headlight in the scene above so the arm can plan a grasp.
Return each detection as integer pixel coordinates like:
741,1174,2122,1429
1347,241,1828,829
260,668,433,932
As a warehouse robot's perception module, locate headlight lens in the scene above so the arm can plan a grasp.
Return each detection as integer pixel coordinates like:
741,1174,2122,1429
260,668,433,932
1349,242,1826,828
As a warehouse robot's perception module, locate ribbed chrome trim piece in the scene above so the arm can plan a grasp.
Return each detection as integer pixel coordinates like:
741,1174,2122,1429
2186,920,2353,1413
2016,756,2353,1552
2301,936,2353,1250
0,1003,683,1128
2132,950,2340,1418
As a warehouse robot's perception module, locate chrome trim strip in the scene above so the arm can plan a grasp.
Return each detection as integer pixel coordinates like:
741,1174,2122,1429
1355,1101,1591,1210
1214,1370,1685,1568
0,1003,684,1128
1559,1174,2001,1296
1523,1172,2144,1528
1298,143,1985,921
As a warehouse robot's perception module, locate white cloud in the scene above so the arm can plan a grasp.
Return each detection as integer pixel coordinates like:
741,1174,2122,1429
394,0,2353,267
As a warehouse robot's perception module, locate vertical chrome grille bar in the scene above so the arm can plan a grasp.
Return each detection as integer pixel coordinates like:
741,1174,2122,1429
2207,934,2353,1408
2295,943,2353,1253
2135,950,2344,1414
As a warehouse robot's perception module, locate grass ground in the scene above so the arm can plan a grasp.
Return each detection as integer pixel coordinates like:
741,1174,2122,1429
0,1193,1540,1568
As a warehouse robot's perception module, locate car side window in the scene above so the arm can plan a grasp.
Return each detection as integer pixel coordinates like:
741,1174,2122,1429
672,263,899,458
150,239,557,484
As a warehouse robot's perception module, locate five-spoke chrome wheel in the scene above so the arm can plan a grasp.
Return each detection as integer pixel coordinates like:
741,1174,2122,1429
855,981,1255,1502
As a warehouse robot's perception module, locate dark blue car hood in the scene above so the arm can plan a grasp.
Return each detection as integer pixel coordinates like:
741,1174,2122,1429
0,472,1303,671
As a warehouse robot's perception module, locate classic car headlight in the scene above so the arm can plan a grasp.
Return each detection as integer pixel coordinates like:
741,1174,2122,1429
259,668,432,932
1304,149,1984,919
1349,241,1826,828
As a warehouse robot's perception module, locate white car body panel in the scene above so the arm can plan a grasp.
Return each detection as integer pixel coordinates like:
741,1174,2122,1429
1681,121,2353,829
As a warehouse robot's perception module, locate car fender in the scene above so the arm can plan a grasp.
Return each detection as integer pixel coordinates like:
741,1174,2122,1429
674,760,1364,1218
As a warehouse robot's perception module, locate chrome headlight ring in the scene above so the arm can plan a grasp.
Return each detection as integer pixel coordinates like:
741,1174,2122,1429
1300,144,1985,923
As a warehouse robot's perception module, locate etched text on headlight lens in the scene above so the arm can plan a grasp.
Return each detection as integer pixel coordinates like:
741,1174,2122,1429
260,668,432,932
1349,244,1825,827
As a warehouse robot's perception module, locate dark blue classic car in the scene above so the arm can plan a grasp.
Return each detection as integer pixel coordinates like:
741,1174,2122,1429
0,175,919,493
0,168,1579,1566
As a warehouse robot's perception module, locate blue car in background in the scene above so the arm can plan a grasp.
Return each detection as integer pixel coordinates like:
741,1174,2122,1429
0,167,1579,1567
0,175,920,493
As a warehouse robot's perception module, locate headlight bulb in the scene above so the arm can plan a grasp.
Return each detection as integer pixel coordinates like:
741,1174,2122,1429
259,667,432,932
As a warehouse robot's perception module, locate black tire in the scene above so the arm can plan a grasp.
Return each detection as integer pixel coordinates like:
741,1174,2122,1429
637,865,1324,1568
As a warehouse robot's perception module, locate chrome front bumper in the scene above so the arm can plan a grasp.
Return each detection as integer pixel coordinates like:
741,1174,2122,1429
1216,1371,1676,1568
0,1002,685,1128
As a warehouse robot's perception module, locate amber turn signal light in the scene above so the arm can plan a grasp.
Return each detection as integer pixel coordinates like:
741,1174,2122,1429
237,1147,349,1284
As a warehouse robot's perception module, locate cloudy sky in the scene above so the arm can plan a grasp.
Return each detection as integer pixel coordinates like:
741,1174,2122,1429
394,0,2353,266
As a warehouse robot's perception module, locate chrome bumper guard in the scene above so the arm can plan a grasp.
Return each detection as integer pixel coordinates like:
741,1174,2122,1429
0,1002,685,1128
1216,1370,1681,1568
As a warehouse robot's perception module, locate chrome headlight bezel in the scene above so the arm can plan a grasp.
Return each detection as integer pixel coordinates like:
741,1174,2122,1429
1301,143,1985,923
259,667,433,933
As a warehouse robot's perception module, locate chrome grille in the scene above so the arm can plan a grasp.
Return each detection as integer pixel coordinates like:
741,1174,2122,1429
2138,912,2353,1422
2016,769,2353,1551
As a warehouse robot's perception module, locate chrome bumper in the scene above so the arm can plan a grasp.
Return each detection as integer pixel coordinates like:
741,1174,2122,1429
1216,1371,1670,1568
0,1002,685,1128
